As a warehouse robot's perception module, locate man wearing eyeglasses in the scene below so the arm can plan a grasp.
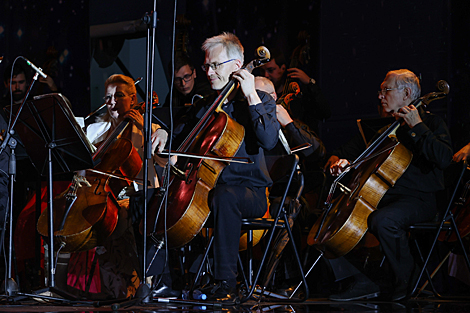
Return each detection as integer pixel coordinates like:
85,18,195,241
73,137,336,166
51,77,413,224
171,32,279,302
323,69,453,301
163,53,213,108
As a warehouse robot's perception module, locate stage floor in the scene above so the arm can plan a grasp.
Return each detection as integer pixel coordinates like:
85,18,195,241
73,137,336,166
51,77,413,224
1,294,470,312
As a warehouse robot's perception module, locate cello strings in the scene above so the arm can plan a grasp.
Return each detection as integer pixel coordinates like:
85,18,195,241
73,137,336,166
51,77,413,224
86,169,144,185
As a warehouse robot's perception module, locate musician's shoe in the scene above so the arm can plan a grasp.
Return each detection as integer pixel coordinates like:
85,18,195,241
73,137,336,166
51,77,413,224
151,283,180,298
391,284,408,301
329,278,380,301
206,280,239,304
390,266,420,301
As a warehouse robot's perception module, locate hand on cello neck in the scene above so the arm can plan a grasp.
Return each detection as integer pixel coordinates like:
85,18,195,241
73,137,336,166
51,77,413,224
326,156,350,176
392,104,422,128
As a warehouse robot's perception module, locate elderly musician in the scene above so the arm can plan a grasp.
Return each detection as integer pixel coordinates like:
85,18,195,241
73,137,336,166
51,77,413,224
325,69,453,301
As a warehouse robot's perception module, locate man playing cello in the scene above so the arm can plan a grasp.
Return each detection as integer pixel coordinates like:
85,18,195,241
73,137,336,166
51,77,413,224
325,69,453,301
171,32,280,302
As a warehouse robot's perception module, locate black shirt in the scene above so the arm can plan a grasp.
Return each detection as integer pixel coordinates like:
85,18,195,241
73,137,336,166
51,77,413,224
173,89,280,189
333,109,453,194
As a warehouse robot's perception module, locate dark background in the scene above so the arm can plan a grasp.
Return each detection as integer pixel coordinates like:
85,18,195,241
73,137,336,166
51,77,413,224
1,0,469,153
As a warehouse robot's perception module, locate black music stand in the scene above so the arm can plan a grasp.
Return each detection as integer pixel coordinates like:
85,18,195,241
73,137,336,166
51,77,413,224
8,93,94,299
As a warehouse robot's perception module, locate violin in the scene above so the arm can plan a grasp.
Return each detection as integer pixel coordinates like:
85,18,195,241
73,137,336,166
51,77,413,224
308,81,450,259
37,103,145,253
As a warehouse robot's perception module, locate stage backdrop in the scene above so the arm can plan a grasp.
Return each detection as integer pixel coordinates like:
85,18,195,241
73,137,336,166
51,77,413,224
0,0,91,117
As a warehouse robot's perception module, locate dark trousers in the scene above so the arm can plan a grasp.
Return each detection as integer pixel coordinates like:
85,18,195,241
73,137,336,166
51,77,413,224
329,188,437,286
209,184,267,287
367,189,437,284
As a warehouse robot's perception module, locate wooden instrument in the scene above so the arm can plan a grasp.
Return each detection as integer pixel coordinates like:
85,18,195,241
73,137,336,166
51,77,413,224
146,47,271,249
276,32,310,109
308,81,450,259
37,104,144,253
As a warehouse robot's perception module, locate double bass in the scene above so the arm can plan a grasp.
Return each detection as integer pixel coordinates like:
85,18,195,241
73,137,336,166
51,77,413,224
146,47,271,248
308,81,450,259
37,103,144,253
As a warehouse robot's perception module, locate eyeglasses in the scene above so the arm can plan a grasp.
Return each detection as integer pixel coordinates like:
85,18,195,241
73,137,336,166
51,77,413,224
377,87,403,96
174,69,194,85
103,92,133,102
201,59,236,72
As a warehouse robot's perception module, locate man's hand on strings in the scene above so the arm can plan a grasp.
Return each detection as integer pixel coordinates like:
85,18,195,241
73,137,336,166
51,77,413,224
393,105,422,128
327,156,350,176
38,75,58,92
287,68,311,85
233,69,261,106
151,128,168,154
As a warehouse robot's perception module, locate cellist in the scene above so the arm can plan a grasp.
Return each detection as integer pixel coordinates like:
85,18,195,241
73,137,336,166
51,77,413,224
56,74,169,299
325,69,453,301
172,32,280,302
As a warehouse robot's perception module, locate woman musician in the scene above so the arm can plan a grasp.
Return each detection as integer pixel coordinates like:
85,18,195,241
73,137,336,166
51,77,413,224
56,74,169,299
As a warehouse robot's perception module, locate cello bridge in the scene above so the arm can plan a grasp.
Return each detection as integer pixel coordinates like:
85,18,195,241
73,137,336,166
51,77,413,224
337,182,352,195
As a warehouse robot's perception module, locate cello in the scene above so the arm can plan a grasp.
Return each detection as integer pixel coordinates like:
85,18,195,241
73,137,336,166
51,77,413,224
37,103,144,253
308,80,450,259
146,47,271,249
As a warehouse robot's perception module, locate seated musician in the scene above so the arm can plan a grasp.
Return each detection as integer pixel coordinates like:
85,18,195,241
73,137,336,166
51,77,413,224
254,76,326,171
259,48,331,134
57,74,170,299
171,32,280,302
255,76,326,291
324,69,453,301
162,52,213,108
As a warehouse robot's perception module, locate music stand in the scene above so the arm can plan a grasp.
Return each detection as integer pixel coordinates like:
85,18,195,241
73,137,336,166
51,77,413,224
356,116,395,146
7,93,94,299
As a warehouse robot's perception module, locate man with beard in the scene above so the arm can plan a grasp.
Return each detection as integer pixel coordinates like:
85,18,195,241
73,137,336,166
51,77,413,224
1,63,29,109
1,62,58,109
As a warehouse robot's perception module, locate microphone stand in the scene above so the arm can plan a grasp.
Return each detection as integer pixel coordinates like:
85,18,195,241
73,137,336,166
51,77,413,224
0,68,89,305
124,1,158,304
0,72,40,297
1,135,17,296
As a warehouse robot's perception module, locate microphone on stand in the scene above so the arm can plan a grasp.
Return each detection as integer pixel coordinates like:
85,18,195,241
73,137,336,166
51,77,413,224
22,57,47,79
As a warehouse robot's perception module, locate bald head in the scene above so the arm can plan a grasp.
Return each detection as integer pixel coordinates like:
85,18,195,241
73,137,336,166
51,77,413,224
255,76,277,101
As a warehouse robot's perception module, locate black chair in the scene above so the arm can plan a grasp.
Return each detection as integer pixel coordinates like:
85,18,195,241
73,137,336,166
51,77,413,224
408,160,470,298
189,153,309,303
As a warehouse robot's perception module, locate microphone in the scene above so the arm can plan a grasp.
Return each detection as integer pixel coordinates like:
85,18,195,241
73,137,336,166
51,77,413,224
23,57,47,79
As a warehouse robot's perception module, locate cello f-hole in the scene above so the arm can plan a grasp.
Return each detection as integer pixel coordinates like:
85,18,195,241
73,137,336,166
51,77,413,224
93,177,103,195
202,161,217,174
184,163,194,183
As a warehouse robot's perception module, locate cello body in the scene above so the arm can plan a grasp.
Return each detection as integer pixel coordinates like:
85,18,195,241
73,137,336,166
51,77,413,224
308,82,450,259
147,110,245,248
146,47,271,249
37,128,143,253
308,136,412,258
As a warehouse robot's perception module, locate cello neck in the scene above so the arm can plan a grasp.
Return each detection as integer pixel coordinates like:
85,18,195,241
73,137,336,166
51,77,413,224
354,86,448,165
92,102,144,162
177,47,271,153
